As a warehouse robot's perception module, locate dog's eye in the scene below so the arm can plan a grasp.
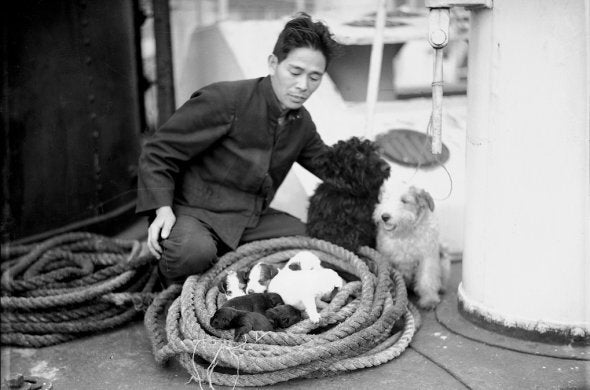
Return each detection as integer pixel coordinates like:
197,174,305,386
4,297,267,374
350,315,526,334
401,196,414,205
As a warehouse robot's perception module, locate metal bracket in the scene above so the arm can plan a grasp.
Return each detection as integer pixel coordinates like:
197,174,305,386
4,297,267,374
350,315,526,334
428,8,450,49
425,0,493,9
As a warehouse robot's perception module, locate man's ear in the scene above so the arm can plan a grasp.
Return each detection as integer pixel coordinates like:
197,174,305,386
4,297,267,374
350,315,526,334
268,54,278,75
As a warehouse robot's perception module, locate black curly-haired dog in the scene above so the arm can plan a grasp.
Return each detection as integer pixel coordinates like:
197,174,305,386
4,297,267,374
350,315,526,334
307,137,391,252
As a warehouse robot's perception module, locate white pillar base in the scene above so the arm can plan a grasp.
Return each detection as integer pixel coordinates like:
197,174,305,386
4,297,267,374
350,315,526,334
458,283,590,345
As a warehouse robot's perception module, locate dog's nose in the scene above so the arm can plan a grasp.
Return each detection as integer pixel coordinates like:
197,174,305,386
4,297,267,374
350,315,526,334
381,213,391,222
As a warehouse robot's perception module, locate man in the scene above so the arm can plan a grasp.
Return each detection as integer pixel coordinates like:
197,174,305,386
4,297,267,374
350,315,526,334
136,13,341,284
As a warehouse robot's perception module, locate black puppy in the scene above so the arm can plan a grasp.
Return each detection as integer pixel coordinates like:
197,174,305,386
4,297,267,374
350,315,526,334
209,292,284,341
221,292,284,314
210,307,274,341
265,304,302,328
307,137,391,251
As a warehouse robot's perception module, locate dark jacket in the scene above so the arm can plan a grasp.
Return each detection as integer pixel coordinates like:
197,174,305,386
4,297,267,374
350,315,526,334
136,76,328,249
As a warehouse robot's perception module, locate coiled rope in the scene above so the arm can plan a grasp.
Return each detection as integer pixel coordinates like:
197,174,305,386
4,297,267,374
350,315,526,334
1,232,159,347
145,236,420,387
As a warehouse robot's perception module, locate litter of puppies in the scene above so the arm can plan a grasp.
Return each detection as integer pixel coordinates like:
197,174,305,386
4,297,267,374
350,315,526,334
213,251,344,329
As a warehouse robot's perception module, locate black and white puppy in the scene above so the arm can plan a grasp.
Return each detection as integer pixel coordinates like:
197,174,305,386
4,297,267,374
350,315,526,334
210,307,274,341
217,270,248,299
245,262,279,294
265,304,302,328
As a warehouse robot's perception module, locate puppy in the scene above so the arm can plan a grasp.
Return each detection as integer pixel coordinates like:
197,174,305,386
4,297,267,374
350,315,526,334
210,307,274,341
268,267,344,323
221,292,284,314
265,304,302,329
217,270,247,299
373,183,450,309
245,262,279,294
285,251,321,271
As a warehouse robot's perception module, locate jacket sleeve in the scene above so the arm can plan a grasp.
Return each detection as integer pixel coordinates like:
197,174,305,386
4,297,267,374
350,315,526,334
136,84,234,214
296,120,330,181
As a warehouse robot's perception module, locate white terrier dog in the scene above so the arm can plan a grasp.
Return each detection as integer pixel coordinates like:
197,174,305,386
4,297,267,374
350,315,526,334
373,183,450,309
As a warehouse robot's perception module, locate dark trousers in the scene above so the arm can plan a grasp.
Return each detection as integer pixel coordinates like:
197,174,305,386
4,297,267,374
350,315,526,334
158,208,306,284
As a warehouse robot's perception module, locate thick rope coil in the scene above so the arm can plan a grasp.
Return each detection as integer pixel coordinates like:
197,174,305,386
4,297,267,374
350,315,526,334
1,232,159,347
144,236,421,387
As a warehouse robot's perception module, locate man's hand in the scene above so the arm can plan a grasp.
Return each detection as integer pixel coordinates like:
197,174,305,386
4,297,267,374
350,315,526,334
147,206,176,259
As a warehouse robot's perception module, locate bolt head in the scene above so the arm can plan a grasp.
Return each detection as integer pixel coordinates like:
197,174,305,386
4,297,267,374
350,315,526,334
430,29,447,46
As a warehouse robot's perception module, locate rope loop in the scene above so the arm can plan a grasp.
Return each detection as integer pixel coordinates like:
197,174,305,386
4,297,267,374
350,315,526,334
144,236,420,387
1,232,158,347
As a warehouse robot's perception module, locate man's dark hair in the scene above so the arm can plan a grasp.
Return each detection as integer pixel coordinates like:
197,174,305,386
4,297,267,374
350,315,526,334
272,13,341,69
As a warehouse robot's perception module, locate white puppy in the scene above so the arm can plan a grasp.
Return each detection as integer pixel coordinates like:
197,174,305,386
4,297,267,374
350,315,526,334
373,183,450,309
268,266,344,323
285,250,322,271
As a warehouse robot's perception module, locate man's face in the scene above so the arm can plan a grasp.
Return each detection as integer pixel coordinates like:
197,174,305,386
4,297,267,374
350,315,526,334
268,47,327,110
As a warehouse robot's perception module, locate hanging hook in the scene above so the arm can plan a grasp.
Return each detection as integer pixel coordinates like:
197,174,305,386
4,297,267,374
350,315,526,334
428,7,450,155
425,1,492,154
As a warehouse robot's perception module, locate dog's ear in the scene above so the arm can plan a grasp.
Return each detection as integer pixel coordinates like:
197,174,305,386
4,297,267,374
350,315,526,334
236,269,249,284
416,189,435,212
217,279,228,294
263,264,279,279
311,147,334,176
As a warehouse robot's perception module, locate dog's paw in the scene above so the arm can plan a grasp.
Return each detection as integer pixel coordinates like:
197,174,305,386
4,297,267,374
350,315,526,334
234,326,250,342
308,311,321,323
418,295,441,310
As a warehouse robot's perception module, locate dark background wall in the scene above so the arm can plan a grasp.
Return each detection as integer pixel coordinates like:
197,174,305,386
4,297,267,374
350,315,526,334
2,0,145,242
